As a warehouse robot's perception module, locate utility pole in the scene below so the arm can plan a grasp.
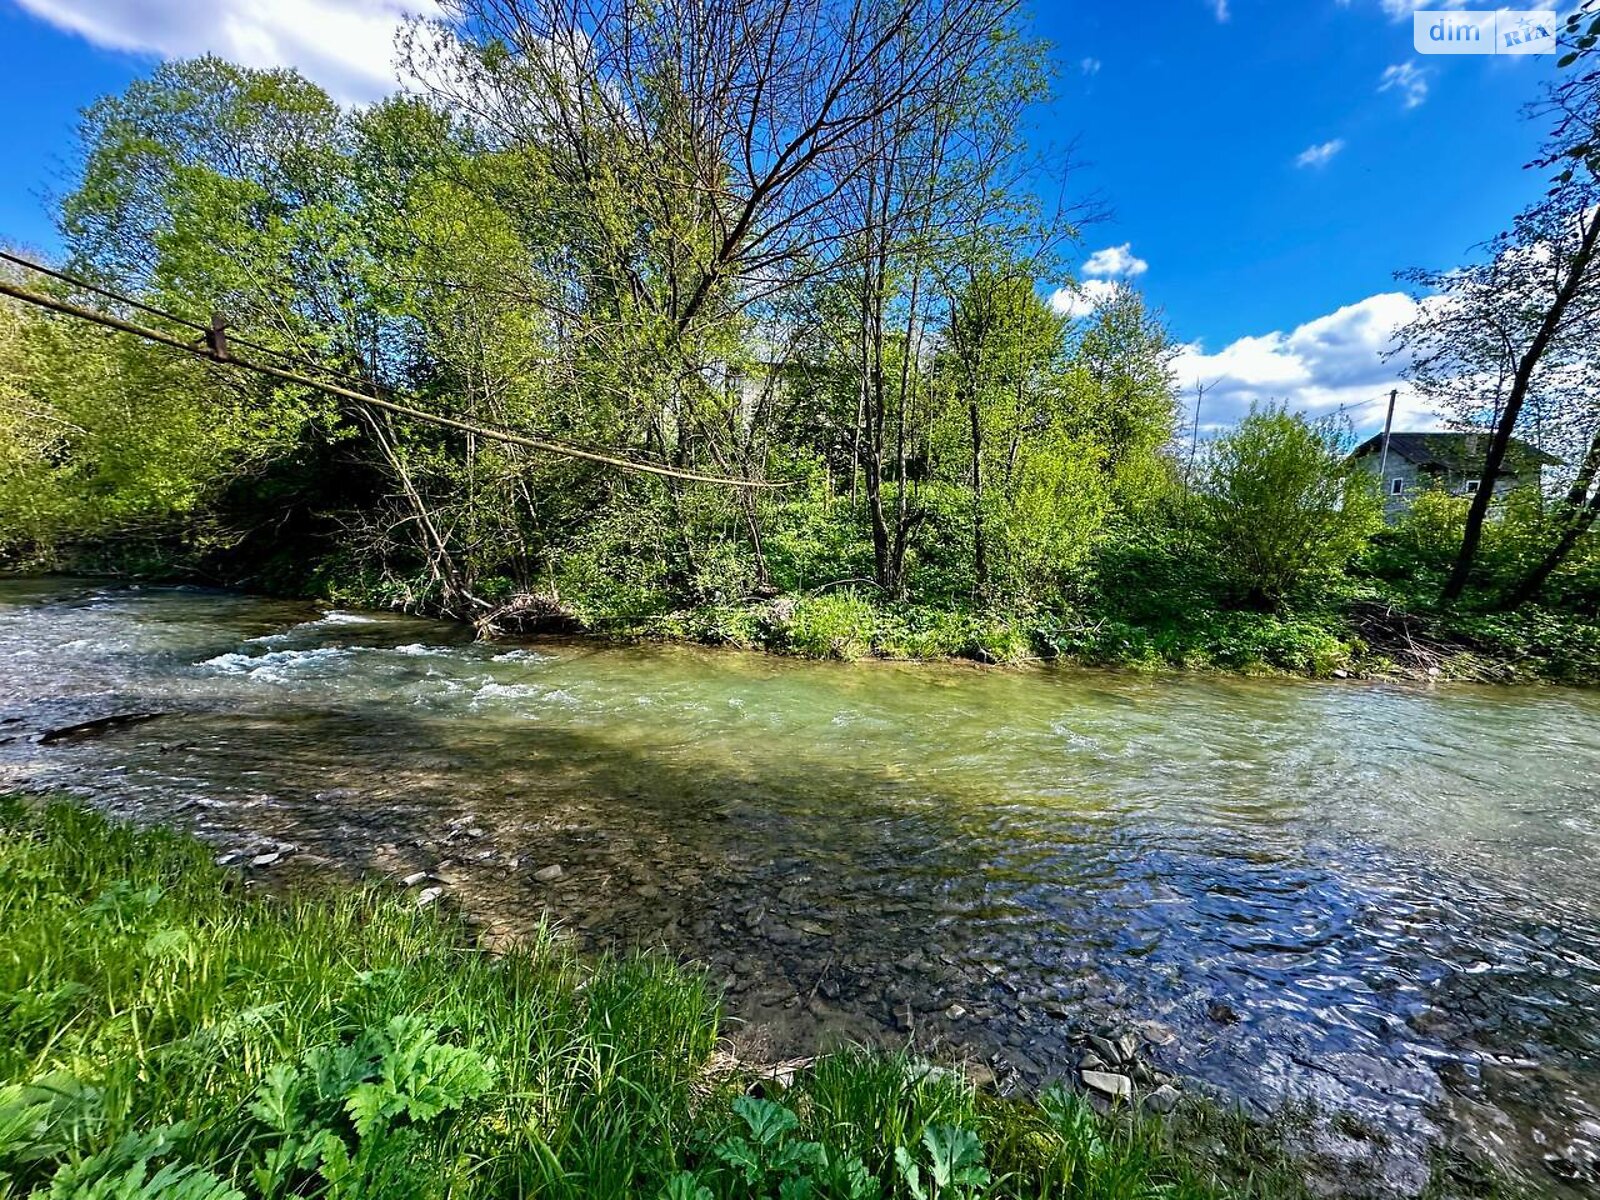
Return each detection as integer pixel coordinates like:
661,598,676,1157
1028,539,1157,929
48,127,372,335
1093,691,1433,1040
1188,379,1207,485
1377,387,1397,484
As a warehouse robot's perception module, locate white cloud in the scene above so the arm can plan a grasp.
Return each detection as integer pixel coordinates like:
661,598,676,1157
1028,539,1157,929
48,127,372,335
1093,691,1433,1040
10,0,441,103
1378,61,1429,108
1050,244,1149,319
1049,278,1120,320
1295,138,1346,169
1210,0,1231,22
1082,243,1149,279
1372,0,1470,17
1080,57,1102,76
1173,292,1442,434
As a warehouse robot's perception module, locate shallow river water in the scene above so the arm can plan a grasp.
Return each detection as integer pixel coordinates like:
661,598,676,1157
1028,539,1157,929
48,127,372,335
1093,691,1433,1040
2,577,1598,1194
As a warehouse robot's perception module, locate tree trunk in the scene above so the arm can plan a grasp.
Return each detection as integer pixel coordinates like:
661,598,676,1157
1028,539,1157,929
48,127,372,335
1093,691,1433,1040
1442,209,1600,602
1501,424,1600,608
969,393,987,602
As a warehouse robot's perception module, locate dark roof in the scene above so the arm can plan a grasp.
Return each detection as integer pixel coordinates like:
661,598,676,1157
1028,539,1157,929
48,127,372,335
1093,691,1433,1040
1351,431,1561,471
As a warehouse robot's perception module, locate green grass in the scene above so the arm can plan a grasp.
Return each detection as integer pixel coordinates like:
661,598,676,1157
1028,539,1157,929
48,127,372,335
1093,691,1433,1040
0,798,1499,1199
580,589,1600,684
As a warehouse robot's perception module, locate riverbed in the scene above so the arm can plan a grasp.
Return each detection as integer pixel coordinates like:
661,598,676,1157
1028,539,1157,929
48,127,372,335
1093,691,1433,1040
1,576,1597,1194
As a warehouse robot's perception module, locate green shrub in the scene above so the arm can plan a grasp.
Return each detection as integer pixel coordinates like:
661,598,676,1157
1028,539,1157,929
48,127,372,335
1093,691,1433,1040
773,592,879,660
1200,407,1382,611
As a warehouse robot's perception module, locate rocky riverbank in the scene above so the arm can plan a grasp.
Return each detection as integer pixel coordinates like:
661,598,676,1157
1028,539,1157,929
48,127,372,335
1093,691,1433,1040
100,792,1474,1199
5,579,1596,1196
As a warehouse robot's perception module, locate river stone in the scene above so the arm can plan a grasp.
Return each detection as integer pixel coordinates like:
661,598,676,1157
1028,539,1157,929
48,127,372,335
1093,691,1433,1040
1136,1020,1178,1047
1081,1070,1132,1101
945,1003,967,1020
1089,1034,1122,1064
415,886,444,907
401,871,431,887
250,851,283,867
1145,1084,1181,1114
1115,1033,1141,1063
533,864,564,882
1006,1050,1043,1077
1206,999,1240,1025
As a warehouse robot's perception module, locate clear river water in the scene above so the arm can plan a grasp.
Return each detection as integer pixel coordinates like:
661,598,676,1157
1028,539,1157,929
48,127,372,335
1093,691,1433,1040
1,576,1598,1194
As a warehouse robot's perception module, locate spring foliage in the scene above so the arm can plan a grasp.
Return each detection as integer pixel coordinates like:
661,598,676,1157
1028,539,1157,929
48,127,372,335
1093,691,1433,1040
0,3,1595,677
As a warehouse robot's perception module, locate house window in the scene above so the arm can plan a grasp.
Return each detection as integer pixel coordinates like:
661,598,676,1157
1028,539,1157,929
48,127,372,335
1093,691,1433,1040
1390,478,1405,496
1464,480,1480,495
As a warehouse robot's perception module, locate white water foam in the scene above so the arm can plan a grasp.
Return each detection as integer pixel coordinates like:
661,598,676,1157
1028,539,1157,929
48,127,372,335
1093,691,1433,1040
489,648,553,664
198,647,352,683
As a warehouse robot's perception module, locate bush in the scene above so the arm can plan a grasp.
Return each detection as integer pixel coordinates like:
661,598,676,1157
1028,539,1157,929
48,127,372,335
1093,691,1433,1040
1201,407,1382,611
771,591,879,659
1363,488,1469,600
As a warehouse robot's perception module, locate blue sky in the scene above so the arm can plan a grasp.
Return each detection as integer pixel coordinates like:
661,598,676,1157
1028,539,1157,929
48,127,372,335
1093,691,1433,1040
0,0,1567,431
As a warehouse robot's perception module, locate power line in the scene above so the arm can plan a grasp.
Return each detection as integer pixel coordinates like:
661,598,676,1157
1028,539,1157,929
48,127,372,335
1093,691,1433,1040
0,274,794,490
0,247,388,392
1,247,777,476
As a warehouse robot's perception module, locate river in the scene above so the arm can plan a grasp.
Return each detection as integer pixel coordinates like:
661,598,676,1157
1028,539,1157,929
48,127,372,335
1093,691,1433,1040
1,576,1597,1194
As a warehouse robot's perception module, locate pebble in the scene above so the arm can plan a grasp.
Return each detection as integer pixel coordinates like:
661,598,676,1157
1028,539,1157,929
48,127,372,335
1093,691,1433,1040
945,1003,967,1020
533,864,564,882
401,871,431,887
415,886,444,907
250,851,282,867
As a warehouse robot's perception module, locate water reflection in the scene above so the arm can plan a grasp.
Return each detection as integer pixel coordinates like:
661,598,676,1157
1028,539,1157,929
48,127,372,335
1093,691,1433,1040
1,577,1598,1193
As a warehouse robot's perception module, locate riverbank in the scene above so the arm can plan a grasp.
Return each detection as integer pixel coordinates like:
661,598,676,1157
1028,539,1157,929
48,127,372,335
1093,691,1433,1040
349,579,1600,685
3,578,1595,1195
12,559,1599,684
0,796,1425,1200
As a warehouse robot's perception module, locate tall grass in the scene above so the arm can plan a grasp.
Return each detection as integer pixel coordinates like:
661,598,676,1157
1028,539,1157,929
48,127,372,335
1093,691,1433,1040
0,797,1346,1198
